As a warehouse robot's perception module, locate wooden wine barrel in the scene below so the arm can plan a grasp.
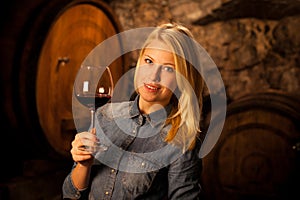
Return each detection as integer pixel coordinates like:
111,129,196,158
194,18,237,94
201,90,300,200
17,0,127,158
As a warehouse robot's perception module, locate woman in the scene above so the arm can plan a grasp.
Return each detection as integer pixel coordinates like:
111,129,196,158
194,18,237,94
62,22,205,199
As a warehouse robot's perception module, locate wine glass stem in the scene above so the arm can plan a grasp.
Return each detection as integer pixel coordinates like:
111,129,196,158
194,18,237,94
90,109,95,129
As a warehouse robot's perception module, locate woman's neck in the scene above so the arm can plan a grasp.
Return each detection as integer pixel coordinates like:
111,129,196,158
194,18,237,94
138,99,167,114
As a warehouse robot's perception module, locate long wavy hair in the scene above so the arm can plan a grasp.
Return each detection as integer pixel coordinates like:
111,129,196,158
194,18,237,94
134,23,205,151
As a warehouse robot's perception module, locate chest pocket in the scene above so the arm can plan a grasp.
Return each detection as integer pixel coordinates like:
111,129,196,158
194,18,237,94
121,171,158,195
120,153,167,196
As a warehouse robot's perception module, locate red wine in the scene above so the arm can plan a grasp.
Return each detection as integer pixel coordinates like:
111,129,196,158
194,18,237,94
76,94,111,109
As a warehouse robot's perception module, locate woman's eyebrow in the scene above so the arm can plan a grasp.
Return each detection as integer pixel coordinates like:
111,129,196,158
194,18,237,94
144,54,154,60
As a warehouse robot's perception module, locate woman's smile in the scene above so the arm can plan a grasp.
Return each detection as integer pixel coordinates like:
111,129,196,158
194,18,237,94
144,83,160,92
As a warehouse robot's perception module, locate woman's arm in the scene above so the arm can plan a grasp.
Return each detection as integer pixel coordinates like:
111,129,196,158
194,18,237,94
70,162,93,190
62,162,91,199
62,130,97,199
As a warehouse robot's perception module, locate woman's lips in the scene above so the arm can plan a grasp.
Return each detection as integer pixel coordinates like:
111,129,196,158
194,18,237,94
144,83,159,92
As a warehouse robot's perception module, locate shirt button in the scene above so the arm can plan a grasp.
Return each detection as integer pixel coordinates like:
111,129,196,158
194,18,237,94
105,191,109,195
133,129,136,133
111,169,115,173
141,162,145,167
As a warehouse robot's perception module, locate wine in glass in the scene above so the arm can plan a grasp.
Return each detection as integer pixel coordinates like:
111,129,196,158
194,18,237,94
73,65,114,152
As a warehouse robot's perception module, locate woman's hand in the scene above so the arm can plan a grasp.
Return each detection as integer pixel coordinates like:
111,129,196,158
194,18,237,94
70,128,98,167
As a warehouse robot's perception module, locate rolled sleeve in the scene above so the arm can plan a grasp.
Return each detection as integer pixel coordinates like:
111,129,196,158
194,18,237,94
62,171,86,199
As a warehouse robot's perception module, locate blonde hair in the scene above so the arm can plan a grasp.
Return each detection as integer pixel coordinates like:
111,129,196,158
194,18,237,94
135,23,204,151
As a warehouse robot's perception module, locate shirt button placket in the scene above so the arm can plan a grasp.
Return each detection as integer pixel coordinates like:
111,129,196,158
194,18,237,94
133,124,138,137
103,168,117,200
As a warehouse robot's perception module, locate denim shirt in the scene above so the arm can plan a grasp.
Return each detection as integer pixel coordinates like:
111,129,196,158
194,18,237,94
62,95,202,199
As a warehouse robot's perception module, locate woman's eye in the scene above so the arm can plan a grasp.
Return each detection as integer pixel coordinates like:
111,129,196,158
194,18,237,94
145,58,153,64
162,66,174,73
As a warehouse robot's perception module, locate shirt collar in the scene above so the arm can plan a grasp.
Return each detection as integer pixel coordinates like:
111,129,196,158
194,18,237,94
129,94,173,127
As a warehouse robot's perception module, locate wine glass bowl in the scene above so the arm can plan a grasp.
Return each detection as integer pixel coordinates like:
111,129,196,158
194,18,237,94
73,65,113,153
74,65,113,111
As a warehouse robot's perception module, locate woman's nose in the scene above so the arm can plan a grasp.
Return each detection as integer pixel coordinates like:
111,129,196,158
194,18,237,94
149,64,161,82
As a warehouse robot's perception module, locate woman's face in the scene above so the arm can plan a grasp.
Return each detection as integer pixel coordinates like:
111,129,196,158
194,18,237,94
135,40,177,111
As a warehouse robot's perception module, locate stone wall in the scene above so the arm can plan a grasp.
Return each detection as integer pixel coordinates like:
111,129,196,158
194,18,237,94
108,0,300,102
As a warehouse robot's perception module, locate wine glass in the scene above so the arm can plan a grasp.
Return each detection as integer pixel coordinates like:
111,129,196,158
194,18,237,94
73,65,114,153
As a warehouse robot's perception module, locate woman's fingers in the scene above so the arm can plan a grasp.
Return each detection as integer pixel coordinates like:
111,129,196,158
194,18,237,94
76,131,98,142
70,141,94,162
71,131,100,155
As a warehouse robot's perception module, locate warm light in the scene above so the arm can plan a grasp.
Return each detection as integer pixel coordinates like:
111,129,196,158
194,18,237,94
83,81,89,92
99,87,105,93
